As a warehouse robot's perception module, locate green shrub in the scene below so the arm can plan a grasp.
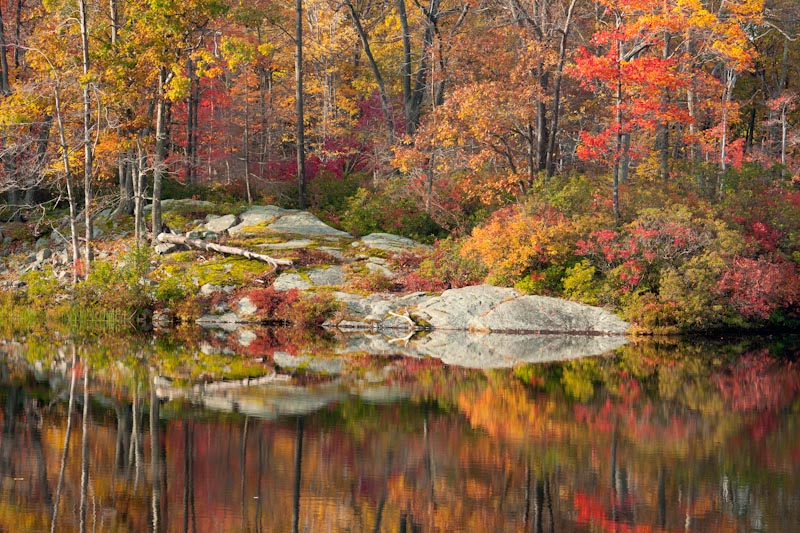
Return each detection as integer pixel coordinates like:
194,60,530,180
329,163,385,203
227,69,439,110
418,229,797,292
515,264,565,295
621,291,679,334
75,247,152,313
562,260,602,305
413,237,487,290
308,170,366,216
657,252,744,331
155,275,190,306
341,184,444,243
23,266,60,303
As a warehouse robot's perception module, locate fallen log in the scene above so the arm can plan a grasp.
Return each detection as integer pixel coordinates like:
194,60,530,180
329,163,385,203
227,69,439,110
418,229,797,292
156,232,293,269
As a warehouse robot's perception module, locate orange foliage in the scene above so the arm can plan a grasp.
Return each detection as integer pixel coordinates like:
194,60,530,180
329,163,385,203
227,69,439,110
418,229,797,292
461,206,575,283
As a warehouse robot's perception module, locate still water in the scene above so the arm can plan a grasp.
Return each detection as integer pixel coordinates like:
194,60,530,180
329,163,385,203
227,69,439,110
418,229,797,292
1,331,798,532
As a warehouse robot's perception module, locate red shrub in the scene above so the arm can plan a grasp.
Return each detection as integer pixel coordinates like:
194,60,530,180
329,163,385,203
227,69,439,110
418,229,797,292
241,287,300,321
718,256,800,319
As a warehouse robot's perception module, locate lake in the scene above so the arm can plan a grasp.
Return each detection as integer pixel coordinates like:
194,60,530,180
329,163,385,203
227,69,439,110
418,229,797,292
0,331,798,532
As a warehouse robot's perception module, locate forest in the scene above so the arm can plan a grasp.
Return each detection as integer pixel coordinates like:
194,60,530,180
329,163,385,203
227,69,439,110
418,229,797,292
0,0,799,332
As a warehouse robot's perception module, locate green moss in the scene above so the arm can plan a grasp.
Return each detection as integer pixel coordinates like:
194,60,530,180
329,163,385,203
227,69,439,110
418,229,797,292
192,256,269,287
160,201,226,232
227,234,286,248
227,222,279,238
163,250,201,264
153,253,272,304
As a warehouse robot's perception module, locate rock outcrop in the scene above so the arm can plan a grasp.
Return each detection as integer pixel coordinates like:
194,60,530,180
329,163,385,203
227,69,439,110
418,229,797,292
326,285,629,335
167,203,629,337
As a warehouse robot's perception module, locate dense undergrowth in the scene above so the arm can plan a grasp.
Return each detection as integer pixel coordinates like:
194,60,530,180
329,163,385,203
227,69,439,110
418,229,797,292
1,165,798,335
402,166,800,333
0,246,152,336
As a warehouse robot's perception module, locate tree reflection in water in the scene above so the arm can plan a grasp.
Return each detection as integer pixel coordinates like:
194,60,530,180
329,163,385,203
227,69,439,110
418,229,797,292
0,336,797,532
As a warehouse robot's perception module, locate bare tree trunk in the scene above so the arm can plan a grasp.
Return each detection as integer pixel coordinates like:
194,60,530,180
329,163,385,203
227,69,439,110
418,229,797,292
536,94,548,174
185,59,195,184
256,26,269,176
781,102,787,167
79,0,94,271
719,67,736,196
134,142,147,242
657,31,670,180
296,0,307,209
398,0,413,133
0,6,12,95
78,367,90,533
185,58,199,184
546,0,577,177
686,33,700,166
114,153,134,215
151,67,170,244
13,0,21,68
53,77,81,282
613,34,623,226
425,153,434,213
50,350,77,533
345,0,395,142
156,233,293,268
109,0,118,45
259,67,271,172
398,0,438,135
244,64,252,204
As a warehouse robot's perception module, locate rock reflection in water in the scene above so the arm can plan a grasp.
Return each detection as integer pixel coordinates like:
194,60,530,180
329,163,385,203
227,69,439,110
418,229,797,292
338,330,629,368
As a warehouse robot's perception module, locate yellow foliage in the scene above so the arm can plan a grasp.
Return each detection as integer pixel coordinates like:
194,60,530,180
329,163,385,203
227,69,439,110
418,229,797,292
461,206,575,284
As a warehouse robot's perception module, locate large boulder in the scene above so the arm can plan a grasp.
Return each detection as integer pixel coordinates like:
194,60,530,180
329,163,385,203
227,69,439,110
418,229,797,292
204,214,238,233
266,211,352,238
414,285,519,330
228,205,290,235
306,266,345,287
470,294,630,334
327,285,630,334
227,205,351,239
273,266,346,292
144,199,216,213
328,291,430,329
354,233,427,253
273,273,312,292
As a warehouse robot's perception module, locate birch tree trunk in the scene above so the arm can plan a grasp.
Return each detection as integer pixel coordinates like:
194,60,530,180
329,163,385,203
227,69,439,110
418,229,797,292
79,0,94,270
296,0,307,209
151,67,171,244
53,80,81,283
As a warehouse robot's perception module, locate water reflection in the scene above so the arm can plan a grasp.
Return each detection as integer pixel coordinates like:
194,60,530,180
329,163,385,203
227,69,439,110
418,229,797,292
0,335,797,532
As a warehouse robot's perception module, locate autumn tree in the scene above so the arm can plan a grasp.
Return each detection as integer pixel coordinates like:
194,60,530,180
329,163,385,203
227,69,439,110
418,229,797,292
570,0,691,224
394,0,583,218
